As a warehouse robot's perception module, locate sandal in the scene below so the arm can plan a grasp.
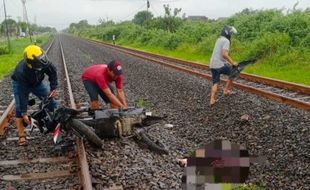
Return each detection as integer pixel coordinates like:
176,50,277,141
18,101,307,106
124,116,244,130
19,136,27,146
223,90,236,96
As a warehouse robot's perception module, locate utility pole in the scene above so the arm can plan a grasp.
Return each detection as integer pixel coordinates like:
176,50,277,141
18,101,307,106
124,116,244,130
146,0,150,28
21,0,27,22
147,0,150,12
3,0,10,51
21,0,32,43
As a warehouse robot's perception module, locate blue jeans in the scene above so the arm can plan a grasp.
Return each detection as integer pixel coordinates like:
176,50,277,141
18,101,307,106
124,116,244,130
12,80,58,118
83,80,115,103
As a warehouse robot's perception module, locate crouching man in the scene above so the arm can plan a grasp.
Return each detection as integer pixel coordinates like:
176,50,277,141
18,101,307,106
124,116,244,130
12,45,58,146
81,60,127,110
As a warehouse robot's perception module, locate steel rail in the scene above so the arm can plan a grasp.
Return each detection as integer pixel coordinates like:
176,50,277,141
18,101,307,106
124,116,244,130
0,100,15,137
59,40,93,190
85,38,310,111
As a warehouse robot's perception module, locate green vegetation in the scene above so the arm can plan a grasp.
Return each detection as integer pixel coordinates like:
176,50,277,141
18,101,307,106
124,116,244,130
233,184,265,190
67,7,310,85
0,19,56,38
0,35,50,80
134,98,152,111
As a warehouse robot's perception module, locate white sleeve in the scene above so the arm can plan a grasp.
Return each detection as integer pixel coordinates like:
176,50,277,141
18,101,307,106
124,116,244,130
222,40,230,51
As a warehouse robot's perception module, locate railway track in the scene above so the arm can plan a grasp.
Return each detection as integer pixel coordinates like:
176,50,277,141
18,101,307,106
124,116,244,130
86,38,310,111
0,38,94,189
0,34,308,189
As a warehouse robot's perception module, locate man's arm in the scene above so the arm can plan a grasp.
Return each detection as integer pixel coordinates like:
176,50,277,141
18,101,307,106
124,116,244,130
222,49,235,66
46,64,58,91
117,88,127,107
102,88,124,108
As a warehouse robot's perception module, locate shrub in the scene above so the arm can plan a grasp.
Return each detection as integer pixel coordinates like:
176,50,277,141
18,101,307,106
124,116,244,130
0,45,9,55
196,34,218,55
300,33,310,48
245,32,290,59
162,33,182,50
35,39,42,44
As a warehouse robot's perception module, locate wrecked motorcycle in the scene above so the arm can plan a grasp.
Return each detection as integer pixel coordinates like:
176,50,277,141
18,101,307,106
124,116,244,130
81,107,169,154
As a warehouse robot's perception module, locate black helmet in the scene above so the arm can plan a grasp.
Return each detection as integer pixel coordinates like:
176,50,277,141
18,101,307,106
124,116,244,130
23,45,50,70
221,25,237,41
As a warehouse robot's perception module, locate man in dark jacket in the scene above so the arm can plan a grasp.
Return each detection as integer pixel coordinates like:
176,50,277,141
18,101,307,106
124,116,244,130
12,45,58,145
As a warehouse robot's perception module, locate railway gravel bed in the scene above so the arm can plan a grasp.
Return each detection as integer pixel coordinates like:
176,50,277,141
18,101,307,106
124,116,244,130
59,35,310,189
0,34,309,189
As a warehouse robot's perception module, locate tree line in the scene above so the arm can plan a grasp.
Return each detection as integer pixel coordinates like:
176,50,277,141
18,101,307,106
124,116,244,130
0,19,56,38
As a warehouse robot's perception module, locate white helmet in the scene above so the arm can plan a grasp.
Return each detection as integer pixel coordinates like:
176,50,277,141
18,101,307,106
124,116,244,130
221,25,237,40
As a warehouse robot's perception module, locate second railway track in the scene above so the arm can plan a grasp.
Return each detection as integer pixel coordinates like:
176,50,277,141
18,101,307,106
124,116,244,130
87,38,310,111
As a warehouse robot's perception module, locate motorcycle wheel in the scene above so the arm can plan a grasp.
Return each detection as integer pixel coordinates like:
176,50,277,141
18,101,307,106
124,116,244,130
135,130,168,154
68,119,103,148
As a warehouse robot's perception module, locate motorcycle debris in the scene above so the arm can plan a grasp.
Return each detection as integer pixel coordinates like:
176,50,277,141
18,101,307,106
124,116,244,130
164,124,174,128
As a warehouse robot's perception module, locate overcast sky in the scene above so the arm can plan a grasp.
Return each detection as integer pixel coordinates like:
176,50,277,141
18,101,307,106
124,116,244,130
1,0,309,30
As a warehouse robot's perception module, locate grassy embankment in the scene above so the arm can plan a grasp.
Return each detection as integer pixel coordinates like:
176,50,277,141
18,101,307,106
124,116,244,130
68,9,310,85
116,36,310,86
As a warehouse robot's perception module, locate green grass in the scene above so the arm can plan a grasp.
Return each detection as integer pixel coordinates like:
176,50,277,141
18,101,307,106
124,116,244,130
0,35,50,80
233,184,266,190
134,98,152,111
245,61,310,85
118,40,211,64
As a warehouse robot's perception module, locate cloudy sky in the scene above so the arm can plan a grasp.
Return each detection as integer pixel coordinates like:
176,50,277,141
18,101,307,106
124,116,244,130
1,0,309,30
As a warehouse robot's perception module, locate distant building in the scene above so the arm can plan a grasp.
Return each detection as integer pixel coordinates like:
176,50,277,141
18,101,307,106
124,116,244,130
187,16,208,21
217,17,228,21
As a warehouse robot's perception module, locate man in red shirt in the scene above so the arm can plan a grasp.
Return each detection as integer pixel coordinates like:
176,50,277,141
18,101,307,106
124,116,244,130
81,60,127,110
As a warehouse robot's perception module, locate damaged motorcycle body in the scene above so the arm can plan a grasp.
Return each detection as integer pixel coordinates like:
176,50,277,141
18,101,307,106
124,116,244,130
81,107,169,154
29,98,103,149
229,59,257,79
82,108,162,138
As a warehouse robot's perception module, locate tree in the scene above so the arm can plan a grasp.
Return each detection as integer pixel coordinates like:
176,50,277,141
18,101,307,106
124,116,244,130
77,20,90,28
156,4,183,32
18,21,28,33
133,10,154,26
163,4,182,17
1,19,17,36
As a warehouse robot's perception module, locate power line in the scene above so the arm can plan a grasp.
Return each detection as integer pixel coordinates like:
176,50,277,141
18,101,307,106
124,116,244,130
120,2,146,21
150,4,159,16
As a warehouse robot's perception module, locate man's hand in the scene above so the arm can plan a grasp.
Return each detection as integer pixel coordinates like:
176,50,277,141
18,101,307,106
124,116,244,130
231,63,238,68
49,90,57,97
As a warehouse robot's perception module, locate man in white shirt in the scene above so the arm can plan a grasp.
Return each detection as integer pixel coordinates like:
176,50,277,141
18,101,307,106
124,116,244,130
209,25,237,105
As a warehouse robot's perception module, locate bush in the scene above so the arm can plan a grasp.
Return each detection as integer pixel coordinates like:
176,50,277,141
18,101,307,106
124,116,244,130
0,45,9,55
196,34,218,55
300,33,310,48
162,33,182,50
35,39,42,44
245,32,290,59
